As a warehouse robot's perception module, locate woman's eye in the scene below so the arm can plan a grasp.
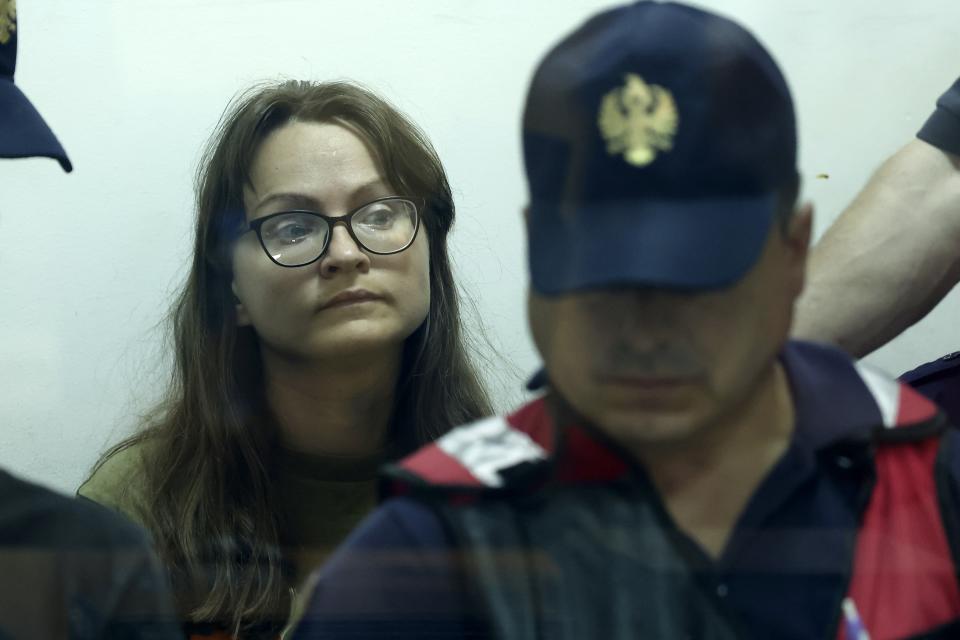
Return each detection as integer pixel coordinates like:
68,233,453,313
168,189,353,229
273,222,315,243
360,209,396,228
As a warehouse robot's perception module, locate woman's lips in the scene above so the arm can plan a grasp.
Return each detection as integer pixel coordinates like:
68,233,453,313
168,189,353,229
597,374,699,390
319,289,384,310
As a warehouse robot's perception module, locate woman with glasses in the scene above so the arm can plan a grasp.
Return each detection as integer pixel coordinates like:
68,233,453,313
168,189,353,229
77,80,492,639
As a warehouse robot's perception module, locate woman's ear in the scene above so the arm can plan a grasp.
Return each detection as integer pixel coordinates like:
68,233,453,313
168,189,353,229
231,281,252,327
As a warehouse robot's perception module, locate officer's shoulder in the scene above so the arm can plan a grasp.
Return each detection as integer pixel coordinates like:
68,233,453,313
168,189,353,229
384,407,552,496
900,351,960,387
0,468,148,549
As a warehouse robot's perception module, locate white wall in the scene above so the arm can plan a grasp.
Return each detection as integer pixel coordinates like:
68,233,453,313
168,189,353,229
3,0,958,494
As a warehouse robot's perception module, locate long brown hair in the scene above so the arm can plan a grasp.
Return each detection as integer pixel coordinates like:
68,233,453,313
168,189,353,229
92,80,492,637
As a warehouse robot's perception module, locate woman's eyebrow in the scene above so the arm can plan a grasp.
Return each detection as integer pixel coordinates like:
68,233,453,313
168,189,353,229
254,180,393,215
255,192,321,213
347,180,394,206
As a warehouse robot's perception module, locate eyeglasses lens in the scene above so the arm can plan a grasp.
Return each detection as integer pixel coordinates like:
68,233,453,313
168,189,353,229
260,212,330,267
351,199,418,253
260,198,418,267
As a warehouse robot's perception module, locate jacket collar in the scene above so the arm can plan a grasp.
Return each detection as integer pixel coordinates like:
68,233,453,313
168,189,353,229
388,341,941,492
514,341,941,486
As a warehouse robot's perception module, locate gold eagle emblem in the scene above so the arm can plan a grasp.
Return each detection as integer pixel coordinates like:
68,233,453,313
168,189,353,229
0,0,15,46
598,73,679,167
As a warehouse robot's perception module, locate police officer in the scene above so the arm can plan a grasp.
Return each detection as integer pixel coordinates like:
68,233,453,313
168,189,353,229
292,3,960,639
1,3,181,638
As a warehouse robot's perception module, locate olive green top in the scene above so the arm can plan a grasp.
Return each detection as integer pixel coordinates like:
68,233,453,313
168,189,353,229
77,441,381,589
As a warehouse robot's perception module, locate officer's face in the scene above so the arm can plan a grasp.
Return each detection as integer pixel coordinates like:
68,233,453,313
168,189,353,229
528,206,812,452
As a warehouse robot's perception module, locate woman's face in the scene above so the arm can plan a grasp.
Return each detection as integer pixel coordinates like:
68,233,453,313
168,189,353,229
230,120,431,362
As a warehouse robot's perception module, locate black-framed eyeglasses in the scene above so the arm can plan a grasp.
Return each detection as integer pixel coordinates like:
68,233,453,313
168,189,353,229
244,196,421,268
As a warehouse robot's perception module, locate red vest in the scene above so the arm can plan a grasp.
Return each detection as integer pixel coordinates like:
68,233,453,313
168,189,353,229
390,366,960,639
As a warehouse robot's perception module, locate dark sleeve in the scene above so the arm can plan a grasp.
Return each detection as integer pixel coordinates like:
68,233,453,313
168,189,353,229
290,497,484,640
0,476,181,640
900,363,960,431
62,499,183,640
918,76,960,155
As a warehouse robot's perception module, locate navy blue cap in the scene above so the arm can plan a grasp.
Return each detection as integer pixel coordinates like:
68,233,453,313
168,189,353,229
523,1,796,294
0,2,72,172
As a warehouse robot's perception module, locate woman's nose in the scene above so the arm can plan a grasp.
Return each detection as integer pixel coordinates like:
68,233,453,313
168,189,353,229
318,223,371,277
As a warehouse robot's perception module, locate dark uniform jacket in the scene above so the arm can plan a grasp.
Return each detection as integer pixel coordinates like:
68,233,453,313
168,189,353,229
293,341,960,639
0,469,181,639
902,352,960,428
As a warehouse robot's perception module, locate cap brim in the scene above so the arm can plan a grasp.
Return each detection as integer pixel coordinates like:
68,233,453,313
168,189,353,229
529,193,777,294
0,78,72,172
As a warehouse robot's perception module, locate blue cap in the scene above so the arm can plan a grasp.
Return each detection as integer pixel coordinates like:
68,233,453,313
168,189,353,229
523,1,796,294
1,2,72,172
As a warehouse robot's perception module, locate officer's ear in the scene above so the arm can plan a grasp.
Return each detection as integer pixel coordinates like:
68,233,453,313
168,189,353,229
786,202,813,255
784,201,814,297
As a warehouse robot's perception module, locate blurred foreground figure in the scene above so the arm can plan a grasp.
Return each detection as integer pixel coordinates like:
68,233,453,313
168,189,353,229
291,3,960,639
794,78,960,357
0,2,180,638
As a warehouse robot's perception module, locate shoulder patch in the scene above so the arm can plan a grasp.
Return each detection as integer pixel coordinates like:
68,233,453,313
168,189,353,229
389,415,549,491
437,416,548,488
